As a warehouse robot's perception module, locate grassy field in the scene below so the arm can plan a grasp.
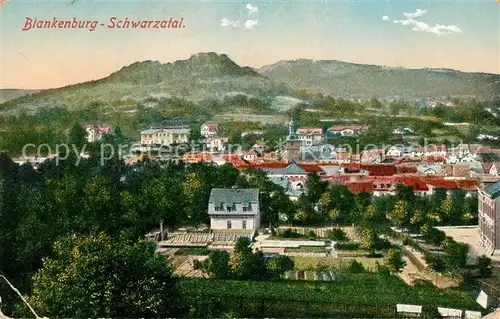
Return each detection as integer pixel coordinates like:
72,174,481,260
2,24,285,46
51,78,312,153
293,256,383,271
178,273,480,314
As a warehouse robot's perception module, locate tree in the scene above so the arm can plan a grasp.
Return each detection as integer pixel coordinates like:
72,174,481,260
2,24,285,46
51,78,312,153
229,238,269,280
386,200,407,228
359,228,378,256
68,122,87,149
215,164,239,188
30,233,179,318
442,237,469,269
477,255,492,278
194,250,230,279
305,172,328,203
326,228,348,241
267,255,294,279
421,224,446,246
181,172,206,227
384,249,406,272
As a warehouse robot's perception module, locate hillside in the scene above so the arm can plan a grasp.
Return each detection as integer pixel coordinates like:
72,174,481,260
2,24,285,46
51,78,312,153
0,53,288,114
259,59,500,100
0,89,39,103
2,54,499,115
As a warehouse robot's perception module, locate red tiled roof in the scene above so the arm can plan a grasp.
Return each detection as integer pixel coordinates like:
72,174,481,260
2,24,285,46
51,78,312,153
183,153,214,162
424,155,446,162
202,123,219,130
422,177,478,190
397,176,430,192
298,163,324,174
328,125,369,132
346,181,373,194
238,162,289,170
361,164,396,176
396,166,418,174
296,128,323,135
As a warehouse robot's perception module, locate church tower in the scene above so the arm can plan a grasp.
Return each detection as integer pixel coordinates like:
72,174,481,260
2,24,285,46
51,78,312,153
283,117,301,162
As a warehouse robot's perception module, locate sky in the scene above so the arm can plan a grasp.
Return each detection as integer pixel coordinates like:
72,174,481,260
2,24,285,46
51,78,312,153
1,0,499,89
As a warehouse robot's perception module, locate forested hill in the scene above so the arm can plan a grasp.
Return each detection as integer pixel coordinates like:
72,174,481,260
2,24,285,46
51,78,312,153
259,59,500,100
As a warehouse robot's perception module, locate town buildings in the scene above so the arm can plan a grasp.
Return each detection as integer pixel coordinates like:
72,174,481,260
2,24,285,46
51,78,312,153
478,181,500,255
85,124,111,142
140,126,190,146
200,122,219,138
208,188,261,231
296,128,324,146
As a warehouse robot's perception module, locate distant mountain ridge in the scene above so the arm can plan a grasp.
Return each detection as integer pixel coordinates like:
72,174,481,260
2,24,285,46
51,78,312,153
2,53,499,114
0,52,286,113
0,89,39,103
258,59,500,99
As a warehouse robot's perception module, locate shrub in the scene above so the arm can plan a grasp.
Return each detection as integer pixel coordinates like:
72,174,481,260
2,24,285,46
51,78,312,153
278,229,305,239
334,242,361,251
424,253,447,273
307,230,317,239
384,249,406,272
347,260,365,273
477,255,493,278
327,228,348,241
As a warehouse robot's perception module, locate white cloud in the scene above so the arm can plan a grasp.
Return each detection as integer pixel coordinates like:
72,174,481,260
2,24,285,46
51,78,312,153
403,8,427,19
384,8,462,35
244,19,259,29
246,4,259,15
221,18,240,28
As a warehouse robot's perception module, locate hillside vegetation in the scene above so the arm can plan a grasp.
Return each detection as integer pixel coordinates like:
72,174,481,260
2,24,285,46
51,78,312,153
259,59,500,99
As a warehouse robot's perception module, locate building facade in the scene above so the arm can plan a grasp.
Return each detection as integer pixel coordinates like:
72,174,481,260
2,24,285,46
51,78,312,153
140,126,190,146
478,181,500,256
208,188,261,230
85,125,111,142
200,123,219,138
296,128,324,146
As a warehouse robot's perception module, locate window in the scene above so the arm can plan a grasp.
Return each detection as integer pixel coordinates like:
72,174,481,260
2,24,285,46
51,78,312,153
242,220,247,229
227,220,232,229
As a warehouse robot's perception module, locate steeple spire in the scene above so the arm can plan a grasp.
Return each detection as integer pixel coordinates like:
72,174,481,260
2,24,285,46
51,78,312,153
287,116,297,141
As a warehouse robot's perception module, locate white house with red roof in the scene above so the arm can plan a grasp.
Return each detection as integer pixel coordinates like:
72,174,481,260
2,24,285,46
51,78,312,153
85,124,111,142
296,128,324,146
200,122,219,138
242,150,258,162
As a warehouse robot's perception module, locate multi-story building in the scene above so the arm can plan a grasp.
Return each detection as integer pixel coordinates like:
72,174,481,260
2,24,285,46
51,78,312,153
85,124,111,142
200,122,219,138
140,126,190,146
296,128,324,146
208,188,261,230
478,181,500,256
